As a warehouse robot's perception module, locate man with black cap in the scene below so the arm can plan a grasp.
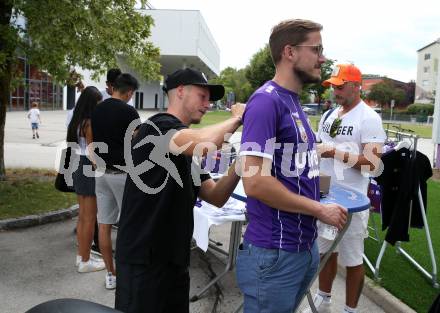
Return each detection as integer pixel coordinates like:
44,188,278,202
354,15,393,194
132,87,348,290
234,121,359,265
115,68,245,313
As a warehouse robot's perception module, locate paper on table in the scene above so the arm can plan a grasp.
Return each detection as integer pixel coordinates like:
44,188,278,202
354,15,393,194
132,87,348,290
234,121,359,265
193,197,246,251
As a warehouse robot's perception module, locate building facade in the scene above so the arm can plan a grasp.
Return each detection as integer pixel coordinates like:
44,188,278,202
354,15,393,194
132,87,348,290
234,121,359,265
73,8,220,110
9,57,64,111
415,38,440,103
362,75,415,108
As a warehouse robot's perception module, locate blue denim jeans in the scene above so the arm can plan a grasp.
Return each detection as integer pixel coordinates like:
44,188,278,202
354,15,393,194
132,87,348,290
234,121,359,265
236,240,319,313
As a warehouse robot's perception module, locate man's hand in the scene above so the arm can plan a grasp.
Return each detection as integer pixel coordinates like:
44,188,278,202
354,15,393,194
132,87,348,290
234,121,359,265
318,203,348,231
231,102,245,123
317,143,335,158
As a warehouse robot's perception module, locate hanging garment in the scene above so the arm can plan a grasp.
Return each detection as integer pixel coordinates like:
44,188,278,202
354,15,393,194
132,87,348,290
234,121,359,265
375,148,432,245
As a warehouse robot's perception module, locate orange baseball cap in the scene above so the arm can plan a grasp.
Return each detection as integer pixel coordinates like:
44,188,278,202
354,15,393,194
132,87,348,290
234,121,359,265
322,64,362,87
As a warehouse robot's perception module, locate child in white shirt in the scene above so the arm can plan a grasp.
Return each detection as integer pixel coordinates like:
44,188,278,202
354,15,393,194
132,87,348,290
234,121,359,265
27,102,41,139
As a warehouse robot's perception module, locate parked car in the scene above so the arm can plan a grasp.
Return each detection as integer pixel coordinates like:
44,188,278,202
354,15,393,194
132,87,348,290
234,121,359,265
302,106,317,115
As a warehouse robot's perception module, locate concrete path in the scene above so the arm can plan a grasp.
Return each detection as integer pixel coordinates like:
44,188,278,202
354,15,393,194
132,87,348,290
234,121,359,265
0,217,387,313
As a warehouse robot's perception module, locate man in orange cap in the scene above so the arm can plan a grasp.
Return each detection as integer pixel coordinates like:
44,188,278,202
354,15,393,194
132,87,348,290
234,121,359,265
306,64,386,313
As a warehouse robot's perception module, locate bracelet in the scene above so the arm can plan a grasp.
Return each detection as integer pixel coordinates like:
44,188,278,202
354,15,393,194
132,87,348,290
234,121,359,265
343,151,349,163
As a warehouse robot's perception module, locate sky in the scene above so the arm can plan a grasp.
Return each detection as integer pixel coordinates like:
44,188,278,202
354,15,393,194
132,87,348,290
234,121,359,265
148,0,439,83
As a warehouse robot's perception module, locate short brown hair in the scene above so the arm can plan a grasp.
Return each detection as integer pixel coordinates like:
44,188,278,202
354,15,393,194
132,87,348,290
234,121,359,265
31,102,38,108
269,19,323,65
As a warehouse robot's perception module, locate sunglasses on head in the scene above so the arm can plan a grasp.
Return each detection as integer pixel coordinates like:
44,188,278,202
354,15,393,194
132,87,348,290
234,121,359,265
329,117,342,138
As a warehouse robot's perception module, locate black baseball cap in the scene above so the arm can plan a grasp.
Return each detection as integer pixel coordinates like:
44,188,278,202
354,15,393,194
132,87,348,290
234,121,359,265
163,68,225,101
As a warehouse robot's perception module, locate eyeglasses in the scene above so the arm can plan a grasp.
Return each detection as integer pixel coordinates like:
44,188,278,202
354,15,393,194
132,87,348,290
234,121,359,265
329,117,342,138
293,44,324,56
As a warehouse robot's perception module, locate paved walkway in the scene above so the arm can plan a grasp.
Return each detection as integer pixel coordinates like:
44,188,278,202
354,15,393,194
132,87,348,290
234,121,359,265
1,110,420,312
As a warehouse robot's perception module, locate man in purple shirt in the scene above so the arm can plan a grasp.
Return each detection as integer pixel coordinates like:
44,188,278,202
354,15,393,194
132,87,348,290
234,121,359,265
236,19,348,313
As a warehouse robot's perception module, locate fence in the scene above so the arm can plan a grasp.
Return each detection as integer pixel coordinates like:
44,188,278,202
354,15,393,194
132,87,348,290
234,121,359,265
380,113,433,124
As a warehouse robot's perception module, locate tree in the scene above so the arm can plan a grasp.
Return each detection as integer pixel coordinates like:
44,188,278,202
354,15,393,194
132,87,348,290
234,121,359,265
366,79,406,107
245,45,275,90
210,67,253,103
0,0,161,180
306,59,335,104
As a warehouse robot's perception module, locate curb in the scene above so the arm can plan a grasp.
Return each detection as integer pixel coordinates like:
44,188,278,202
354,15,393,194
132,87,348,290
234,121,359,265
338,265,417,313
0,204,79,231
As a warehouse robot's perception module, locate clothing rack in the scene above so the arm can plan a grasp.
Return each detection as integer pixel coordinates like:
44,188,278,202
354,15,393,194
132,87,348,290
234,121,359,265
363,130,439,288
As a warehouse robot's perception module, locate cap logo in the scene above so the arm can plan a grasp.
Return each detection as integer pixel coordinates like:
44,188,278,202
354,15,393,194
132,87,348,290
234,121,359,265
201,72,208,82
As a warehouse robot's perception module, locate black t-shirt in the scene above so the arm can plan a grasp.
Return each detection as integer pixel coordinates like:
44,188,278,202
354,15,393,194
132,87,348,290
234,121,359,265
116,113,210,267
91,98,140,169
376,149,432,245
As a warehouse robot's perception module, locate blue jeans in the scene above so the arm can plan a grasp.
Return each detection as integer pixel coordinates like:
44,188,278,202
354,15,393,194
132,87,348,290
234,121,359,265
236,240,319,313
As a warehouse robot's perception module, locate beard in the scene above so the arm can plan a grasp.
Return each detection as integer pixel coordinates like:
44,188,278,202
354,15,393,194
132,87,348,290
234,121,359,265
294,66,321,84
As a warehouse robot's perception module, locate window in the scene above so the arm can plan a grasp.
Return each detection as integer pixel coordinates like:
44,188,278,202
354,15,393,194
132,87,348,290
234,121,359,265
424,53,431,60
424,66,430,73
422,80,429,87
135,91,144,109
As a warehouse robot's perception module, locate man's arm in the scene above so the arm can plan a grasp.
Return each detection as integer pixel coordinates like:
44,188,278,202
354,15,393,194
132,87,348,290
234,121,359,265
241,156,347,230
85,119,96,166
318,142,383,173
169,103,245,157
198,161,241,208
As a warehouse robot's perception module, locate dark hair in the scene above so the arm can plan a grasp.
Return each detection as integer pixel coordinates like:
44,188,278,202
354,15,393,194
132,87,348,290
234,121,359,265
67,86,102,143
113,73,139,94
106,68,122,84
269,19,323,65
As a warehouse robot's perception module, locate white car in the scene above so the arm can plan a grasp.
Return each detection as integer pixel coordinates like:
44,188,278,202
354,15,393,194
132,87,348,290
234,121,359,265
302,106,317,115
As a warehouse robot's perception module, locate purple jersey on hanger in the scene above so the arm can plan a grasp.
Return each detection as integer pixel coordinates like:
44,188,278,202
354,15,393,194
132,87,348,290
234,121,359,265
240,81,320,252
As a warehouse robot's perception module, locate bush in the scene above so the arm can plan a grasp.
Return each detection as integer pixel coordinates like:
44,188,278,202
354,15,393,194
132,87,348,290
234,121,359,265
407,103,434,116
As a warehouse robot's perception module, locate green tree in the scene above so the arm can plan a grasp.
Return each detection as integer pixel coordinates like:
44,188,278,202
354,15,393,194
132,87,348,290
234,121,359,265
366,79,406,106
245,45,275,90
307,59,335,104
210,67,253,103
0,0,161,179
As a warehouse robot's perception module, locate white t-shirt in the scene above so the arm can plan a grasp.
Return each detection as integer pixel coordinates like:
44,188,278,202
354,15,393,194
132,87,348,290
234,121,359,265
100,89,134,107
28,108,40,123
317,101,386,237
317,101,386,194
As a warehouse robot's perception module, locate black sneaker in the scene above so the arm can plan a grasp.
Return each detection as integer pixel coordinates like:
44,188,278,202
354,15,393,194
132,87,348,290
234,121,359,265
32,135,35,139
36,133,39,138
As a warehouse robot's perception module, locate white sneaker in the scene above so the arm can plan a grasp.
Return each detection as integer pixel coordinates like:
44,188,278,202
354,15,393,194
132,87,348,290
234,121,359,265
301,294,332,313
105,272,116,290
76,254,103,267
77,258,106,273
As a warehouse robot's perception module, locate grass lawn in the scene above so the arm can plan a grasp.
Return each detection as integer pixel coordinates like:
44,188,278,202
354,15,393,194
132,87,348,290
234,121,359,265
0,168,77,220
364,179,440,312
191,110,236,128
200,111,433,139
382,122,433,139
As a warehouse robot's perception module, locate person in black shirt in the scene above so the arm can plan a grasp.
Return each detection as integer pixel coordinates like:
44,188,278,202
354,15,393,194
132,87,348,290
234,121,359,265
91,73,140,290
115,68,245,313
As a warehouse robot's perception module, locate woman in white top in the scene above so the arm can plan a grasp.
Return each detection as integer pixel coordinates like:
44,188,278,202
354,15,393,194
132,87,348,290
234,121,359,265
67,86,105,273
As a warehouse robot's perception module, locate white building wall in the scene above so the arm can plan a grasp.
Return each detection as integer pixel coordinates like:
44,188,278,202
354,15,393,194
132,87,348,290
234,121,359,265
416,41,440,102
65,9,220,110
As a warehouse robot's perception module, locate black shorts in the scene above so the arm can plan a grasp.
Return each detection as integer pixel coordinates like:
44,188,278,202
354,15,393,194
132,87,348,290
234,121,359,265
115,261,189,313
72,156,95,196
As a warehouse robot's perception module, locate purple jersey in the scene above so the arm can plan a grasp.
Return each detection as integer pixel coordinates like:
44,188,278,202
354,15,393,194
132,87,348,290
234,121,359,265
240,81,319,252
